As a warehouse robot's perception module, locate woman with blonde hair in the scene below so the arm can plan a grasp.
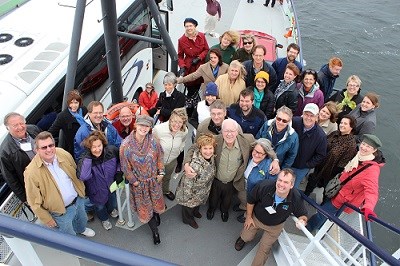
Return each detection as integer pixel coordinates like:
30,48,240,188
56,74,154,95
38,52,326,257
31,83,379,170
206,30,240,64
318,101,338,135
153,108,189,201
215,60,247,105
328,75,363,123
176,133,217,229
349,92,379,143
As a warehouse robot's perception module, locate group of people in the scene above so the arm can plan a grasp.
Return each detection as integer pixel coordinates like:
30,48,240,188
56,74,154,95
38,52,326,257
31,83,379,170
0,14,386,266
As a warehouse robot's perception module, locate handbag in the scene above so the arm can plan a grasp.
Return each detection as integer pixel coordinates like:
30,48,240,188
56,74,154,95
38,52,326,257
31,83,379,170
324,164,371,198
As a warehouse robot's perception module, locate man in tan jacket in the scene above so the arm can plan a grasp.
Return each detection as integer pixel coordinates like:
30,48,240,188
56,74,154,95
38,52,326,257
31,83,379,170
24,131,95,237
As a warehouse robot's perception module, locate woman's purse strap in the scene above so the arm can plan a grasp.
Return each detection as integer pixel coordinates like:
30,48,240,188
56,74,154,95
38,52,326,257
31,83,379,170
341,164,372,187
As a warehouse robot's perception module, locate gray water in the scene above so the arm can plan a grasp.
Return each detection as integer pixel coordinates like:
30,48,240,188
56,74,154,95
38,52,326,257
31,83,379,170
296,0,400,254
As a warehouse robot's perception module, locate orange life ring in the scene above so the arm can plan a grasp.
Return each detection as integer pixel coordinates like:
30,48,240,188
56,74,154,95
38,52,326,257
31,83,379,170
106,102,148,121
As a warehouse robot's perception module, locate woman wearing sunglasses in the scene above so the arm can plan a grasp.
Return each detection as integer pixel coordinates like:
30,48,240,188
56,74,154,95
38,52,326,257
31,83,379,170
256,106,299,170
232,34,257,63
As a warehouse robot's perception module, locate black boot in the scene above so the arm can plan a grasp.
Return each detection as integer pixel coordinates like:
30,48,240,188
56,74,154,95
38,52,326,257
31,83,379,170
154,212,160,226
148,216,160,245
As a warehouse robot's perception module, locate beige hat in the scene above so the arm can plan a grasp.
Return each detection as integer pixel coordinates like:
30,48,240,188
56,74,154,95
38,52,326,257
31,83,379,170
135,115,153,127
303,103,319,115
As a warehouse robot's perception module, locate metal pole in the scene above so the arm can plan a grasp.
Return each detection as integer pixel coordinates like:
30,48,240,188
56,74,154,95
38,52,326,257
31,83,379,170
62,0,87,110
100,0,124,104
145,0,178,74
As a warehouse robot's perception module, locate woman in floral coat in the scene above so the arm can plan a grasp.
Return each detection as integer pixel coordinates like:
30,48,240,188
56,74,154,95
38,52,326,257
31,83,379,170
176,133,216,229
120,115,165,245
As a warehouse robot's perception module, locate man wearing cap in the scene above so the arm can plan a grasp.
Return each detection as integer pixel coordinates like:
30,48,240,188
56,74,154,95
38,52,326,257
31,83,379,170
307,134,385,232
24,131,95,237
243,45,277,91
234,169,308,265
0,112,41,203
291,103,327,188
227,88,267,137
189,82,219,129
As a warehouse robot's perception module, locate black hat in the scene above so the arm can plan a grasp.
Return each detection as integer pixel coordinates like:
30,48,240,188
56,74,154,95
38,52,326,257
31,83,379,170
184,18,198,27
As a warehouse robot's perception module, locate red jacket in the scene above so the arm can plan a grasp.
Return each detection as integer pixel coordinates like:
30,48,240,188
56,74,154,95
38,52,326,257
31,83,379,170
139,90,158,110
332,158,384,213
178,32,209,87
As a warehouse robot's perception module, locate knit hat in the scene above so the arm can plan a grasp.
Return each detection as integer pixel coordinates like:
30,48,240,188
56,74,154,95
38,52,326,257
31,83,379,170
184,18,198,27
362,134,382,149
303,103,319,115
135,115,153,127
253,138,276,159
254,71,270,84
204,82,218,96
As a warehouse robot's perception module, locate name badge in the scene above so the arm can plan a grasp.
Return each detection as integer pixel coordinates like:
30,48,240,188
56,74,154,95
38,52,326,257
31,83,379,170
265,206,276,214
20,142,32,152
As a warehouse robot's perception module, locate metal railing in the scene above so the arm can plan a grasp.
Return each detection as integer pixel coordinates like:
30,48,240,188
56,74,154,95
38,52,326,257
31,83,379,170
0,213,174,266
298,193,400,266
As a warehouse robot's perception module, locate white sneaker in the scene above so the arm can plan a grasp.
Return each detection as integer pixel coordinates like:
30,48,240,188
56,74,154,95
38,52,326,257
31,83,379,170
102,220,112,230
110,209,118,218
81,227,95,237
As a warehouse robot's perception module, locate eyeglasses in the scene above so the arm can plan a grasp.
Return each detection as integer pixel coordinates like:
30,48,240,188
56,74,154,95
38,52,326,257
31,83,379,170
243,41,253,45
91,112,103,115
146,86,153,89
276,116,289,123
8,122,26,129
222,129,237,134
347,84,360,88
38,143,55,150
253,149,266,156
304,69,316,75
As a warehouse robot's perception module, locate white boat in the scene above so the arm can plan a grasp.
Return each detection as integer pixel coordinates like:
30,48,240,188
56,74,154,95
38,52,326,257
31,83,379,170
0,0,398,265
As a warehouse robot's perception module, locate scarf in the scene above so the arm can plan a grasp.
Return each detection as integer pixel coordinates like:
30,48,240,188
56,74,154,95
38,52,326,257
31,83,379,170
274,80,294,100
337,91,357,111
69,108,86,127
344,151,375,172
253,88,264,109
211,64,219,78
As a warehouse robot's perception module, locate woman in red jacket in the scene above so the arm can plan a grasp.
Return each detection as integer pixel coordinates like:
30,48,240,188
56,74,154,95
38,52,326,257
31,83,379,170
139,82,158,110
178,18,210,102
306,134,385,232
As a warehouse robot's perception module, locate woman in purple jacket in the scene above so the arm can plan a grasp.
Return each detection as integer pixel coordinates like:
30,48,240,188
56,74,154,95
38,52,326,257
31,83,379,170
78,131,122,231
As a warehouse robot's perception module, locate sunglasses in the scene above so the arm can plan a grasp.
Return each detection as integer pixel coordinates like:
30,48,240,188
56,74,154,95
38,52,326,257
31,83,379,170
243,41,253,45
304,69,316,75
276,116,289,123
38,143,55,150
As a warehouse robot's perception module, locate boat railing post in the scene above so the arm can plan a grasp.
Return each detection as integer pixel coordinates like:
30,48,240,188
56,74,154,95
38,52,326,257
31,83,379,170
124,182,135,228
115,186,125,226
3,236,43,266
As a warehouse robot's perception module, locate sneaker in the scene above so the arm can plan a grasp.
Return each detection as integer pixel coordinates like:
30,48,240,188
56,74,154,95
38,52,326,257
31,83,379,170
102,220,112,231
81,227,95,237
110,209,118,218
209,32,216,37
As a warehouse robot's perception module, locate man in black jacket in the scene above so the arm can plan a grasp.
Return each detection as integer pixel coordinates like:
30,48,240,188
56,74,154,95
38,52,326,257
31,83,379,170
0,112,41,203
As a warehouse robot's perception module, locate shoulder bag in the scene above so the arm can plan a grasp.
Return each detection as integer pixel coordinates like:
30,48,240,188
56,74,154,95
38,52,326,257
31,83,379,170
324,164,371,199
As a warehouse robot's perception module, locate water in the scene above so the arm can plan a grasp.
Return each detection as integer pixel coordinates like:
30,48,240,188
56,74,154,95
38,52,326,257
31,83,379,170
296,0,400,254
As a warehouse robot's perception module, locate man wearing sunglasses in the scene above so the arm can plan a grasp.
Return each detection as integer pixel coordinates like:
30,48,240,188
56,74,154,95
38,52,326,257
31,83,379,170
24,131,95,237
0,112,41,204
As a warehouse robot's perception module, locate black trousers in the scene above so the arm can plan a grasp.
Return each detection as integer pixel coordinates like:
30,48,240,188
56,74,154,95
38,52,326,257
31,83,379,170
208,178,234,213
148,215,158,233
182,205,200,224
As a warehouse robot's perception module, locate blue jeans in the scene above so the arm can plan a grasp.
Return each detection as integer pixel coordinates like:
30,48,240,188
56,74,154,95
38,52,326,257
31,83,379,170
291,167,310,188
94,192,117,221
306,200,342,232
51,197,88,235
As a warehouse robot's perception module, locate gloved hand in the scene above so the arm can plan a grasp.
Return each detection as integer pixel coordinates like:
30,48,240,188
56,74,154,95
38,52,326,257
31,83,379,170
114,171,124,185
191,57,200,65
361,208,377,221
178,67,186,76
